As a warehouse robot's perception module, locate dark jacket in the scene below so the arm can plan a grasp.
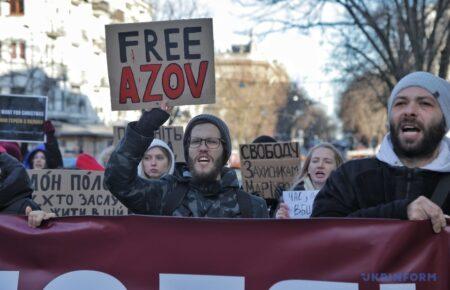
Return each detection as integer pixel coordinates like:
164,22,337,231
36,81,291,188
311,158,450,219
105,122,268,218
0,153,39,214
23,135,63,169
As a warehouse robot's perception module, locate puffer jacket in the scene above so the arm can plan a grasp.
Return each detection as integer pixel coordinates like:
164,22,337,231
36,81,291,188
105,121,268,218
311,158,450,218
0,153,39,214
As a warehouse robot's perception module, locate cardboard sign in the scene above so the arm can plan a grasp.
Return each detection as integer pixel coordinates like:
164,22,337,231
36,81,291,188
113,125,126,145
105,18,215,110
239,142,301,199
0,94,47,142
113,124,185,163
283,190,319,218
28,170,130,216
154,126,185,163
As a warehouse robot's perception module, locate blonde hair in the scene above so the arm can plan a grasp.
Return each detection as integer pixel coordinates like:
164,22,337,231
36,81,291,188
291,142,344,190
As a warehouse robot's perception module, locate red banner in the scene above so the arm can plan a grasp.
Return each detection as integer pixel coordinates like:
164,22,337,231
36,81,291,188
0,215,448,290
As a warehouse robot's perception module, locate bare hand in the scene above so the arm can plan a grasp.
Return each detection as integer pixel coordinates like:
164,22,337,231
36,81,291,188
275,203,291,219
25,206,56,228
159,101,173,114
407,196,446,233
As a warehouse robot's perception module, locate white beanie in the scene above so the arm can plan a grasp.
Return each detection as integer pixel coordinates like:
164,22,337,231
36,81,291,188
137,139,175,180
388,71,450,130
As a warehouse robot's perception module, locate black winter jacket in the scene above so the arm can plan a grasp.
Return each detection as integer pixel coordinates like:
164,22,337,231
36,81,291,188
311,158,450,219
0,153,39,214
105,112,268,218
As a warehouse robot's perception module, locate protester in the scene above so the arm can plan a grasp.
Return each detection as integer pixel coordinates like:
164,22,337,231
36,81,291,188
105,104,268,218
0,146,55,227
276,142,344,219
23,120,63,169
137,139,175,180
312,71,450,233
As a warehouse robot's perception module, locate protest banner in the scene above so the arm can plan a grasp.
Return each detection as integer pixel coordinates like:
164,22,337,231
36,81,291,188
239,142,301,199
283,190,319,218
28,169,129,216
105,18,215,110
0,216,448,290
0,94,47,142
113,124,185,162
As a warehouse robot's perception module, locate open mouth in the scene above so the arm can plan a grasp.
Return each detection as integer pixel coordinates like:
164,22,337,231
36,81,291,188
400,123,422,139
314,171,326,178
197,155,212,164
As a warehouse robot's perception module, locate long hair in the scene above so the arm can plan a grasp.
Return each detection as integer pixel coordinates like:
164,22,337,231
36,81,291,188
291,142,344,189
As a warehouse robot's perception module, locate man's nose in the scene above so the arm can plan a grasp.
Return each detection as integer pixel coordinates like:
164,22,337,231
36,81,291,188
403,102,419,116
198,140,209,150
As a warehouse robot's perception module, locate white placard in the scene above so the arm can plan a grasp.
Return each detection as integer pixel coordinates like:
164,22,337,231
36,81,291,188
282,190,319,218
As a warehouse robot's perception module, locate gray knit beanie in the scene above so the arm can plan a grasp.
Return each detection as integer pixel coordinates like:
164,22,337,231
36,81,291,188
183,114,231,164
388,71,450,130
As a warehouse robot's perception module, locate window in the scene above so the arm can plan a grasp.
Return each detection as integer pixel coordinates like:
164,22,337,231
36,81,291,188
9,0,24,16
9,41,26,59
10,42,16,58
19,42,25,59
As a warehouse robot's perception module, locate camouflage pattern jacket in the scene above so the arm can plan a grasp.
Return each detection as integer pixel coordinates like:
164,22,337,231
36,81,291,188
105,123,268,218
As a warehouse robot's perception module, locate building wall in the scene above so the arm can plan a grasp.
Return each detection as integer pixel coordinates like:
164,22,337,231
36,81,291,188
0,0,152,124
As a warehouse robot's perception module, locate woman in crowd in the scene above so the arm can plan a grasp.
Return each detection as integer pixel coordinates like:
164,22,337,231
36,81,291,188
276,142,344,218
137,139,175,180
23,120,63,170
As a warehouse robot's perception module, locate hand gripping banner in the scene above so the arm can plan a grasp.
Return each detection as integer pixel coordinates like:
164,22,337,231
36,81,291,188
0,216,448,290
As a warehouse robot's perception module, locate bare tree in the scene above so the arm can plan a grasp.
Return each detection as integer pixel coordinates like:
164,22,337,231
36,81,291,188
239,0,450,106
338,73,388,147
206,56,290,147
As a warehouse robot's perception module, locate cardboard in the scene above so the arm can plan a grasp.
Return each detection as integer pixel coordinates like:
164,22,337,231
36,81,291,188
106,18,215,110
29,170,130,216
239,142,301,199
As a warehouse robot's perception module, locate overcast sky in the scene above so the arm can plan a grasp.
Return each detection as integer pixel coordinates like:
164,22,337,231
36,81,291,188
205,0,338,117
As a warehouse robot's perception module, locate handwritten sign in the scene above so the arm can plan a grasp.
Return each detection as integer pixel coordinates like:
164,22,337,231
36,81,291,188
29,170,130,216
283,190,319,218
106,18,215,110
239,142,301,199
113,124,185,163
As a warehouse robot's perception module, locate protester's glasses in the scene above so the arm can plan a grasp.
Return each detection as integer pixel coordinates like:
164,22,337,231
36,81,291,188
189,137,223,149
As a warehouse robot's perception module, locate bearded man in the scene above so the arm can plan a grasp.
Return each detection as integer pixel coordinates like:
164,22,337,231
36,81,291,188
312,71,450,233
105,105,268,218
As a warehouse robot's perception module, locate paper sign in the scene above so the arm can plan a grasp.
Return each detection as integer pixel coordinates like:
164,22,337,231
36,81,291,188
239,142,301,199
105,18,215,110
29,170,130,216
0,94,47,142
283,190,319,218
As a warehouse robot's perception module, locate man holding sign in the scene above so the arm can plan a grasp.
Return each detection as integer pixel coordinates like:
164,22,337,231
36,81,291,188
105,105,268,218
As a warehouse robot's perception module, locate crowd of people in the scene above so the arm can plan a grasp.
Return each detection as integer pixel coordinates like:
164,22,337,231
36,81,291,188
0,71,449,232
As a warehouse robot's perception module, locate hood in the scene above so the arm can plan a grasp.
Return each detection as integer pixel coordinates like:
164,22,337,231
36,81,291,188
376,133,450,172
23,144,47,169
138,139,175,180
